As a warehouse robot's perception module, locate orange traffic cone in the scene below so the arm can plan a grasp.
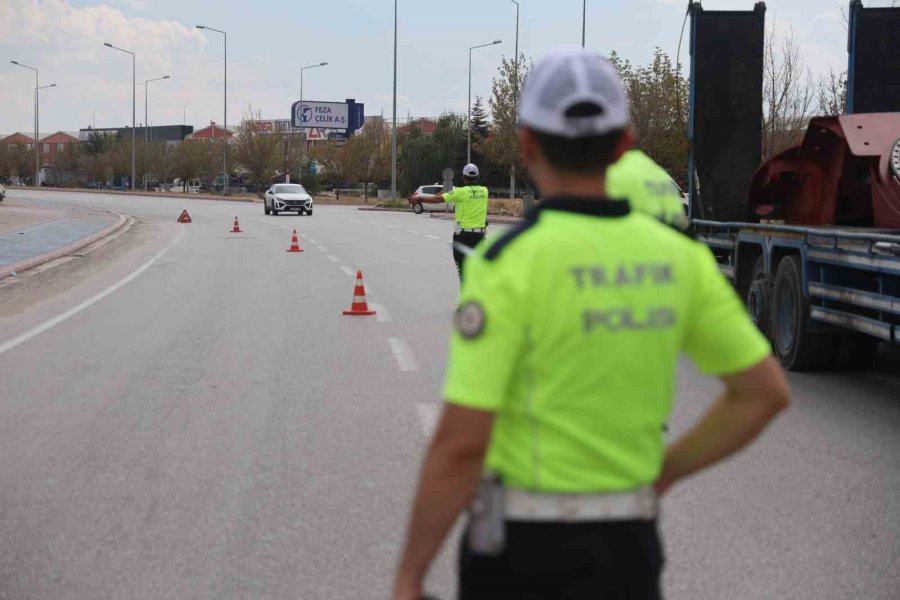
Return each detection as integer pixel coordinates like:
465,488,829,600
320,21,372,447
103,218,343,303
177,209,192,223
286,229,304,252
230,216,242,233
343,270,377,316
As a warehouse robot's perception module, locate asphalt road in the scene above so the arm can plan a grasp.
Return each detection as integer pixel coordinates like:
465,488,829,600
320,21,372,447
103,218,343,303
0,190,898,600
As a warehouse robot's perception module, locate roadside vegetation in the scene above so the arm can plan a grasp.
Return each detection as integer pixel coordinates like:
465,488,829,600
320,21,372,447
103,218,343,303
0,33,849,201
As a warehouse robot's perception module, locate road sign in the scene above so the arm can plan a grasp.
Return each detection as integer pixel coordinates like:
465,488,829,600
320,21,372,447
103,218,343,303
291,101,350,129
442,168,454,192
305,128,327,140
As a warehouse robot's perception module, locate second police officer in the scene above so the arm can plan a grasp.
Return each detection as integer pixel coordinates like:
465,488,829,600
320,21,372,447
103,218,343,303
392,49,790,600
432,163,489,281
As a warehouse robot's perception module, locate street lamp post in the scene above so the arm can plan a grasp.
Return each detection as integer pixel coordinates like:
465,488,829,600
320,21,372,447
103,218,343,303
145,75,170,190
104,42,136,191
196,25,227,192
510,0,520,200
582,0,587,47
10,61,52,187
391,0,398,201
468,40,502,164
300,62,328,158
300,62,328,108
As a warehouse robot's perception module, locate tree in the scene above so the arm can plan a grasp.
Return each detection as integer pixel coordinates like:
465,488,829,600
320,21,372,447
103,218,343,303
480,54,529,197
762,24,815,160
399,127,440,195
53,141,84,185
470,96,489,140
344,119,391,199
231,105,283,192
10,144,33,182
817,68,848,116
196,139,224,191
609,48,689,187
171,141,202,190
310,141,353,189
432,113,467,176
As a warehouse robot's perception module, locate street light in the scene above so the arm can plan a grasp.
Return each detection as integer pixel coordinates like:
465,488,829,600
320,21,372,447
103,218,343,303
391,0,398,201
582,0,587,47
299,62,328,159
510,0,520,200
145,75,170,190
468,40,503,164
197,25,227,192
10,60,52,187
104,42,136,191
300,62,328,105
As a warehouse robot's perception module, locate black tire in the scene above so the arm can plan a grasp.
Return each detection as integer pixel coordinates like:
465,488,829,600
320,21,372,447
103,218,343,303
272,207,279,216
830,334,880,370
413,203,424,214
744,256,770,336
264,202,271,215
307,209,313,216
771,255,835,370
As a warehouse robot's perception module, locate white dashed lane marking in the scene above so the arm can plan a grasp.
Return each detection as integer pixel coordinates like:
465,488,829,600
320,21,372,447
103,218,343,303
416,403,440,436
326,255,339,263
405,229,419,234
340,266,356,277
388,337,421,372
426,234,440,240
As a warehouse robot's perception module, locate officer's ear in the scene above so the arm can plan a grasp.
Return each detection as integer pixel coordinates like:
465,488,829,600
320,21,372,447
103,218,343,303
610,128,635,164
519,128,540,168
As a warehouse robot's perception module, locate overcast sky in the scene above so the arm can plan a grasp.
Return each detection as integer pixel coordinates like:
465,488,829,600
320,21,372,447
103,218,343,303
0,0,893,135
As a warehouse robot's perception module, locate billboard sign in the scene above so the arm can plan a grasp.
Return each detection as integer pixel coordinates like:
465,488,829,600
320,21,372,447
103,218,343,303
250,119,303,134
292,101,350,129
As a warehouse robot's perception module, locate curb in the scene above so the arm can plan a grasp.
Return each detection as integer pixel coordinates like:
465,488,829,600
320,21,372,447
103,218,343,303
12,186,260,204
0,211,129,281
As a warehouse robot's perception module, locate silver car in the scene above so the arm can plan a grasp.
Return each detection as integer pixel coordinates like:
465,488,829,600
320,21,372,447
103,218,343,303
264,184,314,216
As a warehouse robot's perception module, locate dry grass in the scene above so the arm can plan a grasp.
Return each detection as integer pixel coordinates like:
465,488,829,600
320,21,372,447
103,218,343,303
489,198,524,216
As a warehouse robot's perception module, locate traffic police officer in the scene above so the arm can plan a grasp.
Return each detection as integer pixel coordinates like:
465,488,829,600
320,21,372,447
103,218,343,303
433,163,489,281
392,49,789,600
607,148,688,230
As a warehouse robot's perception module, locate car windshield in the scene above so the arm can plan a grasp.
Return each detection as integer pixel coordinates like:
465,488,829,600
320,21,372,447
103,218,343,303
274,185,306,194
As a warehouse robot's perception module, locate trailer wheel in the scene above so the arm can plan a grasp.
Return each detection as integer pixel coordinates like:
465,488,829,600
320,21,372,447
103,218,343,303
771,256,834,370
745,257,770,335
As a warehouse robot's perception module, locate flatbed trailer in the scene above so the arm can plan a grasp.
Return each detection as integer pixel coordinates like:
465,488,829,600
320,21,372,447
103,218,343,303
693,220,900,370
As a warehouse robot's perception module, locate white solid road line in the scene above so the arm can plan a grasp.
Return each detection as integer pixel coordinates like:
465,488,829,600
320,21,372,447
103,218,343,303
326,255,340,263
340,265,356,277
0,225,187,357
388,337,421,373
416,403,440,436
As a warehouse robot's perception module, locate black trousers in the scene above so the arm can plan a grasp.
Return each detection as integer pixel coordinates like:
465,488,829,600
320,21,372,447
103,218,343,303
452,231,486,282
458,520,664,600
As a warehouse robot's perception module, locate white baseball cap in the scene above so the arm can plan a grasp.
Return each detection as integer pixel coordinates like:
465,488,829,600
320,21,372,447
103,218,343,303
519,48,629,139
462,163,480,177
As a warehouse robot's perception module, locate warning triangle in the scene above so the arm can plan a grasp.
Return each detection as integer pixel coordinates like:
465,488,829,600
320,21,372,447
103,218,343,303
177,209,192,223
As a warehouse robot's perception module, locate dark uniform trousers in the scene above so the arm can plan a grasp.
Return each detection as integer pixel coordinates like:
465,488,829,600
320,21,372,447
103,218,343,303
452,231,486,281
459,520,664,600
